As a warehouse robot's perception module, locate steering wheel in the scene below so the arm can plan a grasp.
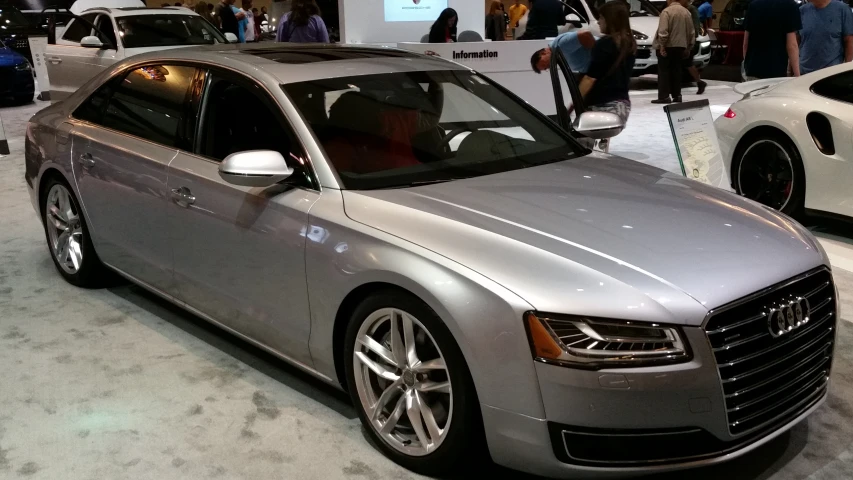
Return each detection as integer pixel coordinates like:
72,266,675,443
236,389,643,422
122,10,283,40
436,127,474,151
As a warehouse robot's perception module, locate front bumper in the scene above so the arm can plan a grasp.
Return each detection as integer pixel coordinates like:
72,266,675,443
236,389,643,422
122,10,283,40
0,65,35,99
483,269,836,478
633,42,712,75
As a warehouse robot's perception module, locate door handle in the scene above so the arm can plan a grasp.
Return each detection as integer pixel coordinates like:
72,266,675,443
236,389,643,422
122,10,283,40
79,153,95,168
170,187,196,207
47,57,62,64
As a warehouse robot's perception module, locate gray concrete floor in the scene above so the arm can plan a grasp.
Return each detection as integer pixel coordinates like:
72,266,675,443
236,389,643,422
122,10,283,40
2,93,853,480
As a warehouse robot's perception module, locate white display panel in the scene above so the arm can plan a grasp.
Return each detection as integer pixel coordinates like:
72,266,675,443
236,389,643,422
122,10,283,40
384,0,448,22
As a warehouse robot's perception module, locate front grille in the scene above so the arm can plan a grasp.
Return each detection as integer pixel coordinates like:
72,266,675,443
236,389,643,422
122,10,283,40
636,48,652,60
705,269,835,436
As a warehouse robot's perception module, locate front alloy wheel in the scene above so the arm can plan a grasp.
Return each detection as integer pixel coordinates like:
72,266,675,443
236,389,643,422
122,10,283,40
353,308,452,456
344,292,483,476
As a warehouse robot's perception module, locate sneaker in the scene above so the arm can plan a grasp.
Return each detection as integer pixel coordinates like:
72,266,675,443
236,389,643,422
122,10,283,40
651,97,672,104
697,80,707,95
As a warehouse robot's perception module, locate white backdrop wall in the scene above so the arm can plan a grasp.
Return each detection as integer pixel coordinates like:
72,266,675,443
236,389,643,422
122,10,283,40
339,0,485,44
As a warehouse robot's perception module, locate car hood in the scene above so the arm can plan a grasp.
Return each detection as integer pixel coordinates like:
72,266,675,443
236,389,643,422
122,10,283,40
630,16,659,39
342,154,826,326
0,47,26,67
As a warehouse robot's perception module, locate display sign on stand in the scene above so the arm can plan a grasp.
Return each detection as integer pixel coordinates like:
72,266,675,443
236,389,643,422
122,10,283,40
0,110,9,156
28,36,53,102
664,99,732,191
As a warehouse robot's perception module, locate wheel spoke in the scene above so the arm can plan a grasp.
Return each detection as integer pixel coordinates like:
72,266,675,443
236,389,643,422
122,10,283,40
68,241,83,270
406,390,431,451
402,312,419,368
59,187,71,219
54,230,70,254
415,390,443,442
412,358,446,373
418,380,451,394
390,310,407,367
371,378,403,421
358,335,399,368
48,205,67,230
380,394,407,434
355,352,400,381
57,238,70,264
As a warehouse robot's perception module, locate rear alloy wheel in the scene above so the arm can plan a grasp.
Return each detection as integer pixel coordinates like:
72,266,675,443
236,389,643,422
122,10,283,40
734,133,805,218
41,178,106,287
344,292,482,476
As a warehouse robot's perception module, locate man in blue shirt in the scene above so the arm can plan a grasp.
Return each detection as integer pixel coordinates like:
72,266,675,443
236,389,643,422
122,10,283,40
530,30,596,75
698,0,713,31
800,0,853,74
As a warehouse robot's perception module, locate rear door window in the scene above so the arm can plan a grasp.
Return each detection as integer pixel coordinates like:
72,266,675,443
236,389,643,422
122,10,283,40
98,65,199,149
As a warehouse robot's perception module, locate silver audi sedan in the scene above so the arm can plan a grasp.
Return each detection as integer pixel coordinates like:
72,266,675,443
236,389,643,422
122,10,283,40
25,44,838,478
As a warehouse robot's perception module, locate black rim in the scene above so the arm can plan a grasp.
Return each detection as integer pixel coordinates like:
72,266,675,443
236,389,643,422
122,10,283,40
737,140,794,211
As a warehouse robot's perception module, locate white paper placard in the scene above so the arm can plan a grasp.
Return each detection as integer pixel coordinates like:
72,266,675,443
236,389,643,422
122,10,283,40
664,99,732,191
27,36,53,102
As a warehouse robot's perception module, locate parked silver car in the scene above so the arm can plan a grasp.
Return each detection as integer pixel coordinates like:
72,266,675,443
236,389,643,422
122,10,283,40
25,44,837,478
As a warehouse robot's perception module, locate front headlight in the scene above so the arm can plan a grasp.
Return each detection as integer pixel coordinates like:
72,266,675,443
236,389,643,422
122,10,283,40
525,312,690,369
15,62,32,71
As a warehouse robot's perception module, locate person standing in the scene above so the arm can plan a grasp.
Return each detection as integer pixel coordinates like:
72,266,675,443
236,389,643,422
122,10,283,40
486,1,507,41
685,1,707,94
216,0,244,39
276,0,330,43
242,0,256,42
799,0,853,74
698,0,713,31
742,0,800,80
195,1,213,23
252,7,262,39
530,30,597,76
652,0,694,104
508,0,528,29
578,2,636,151
428,8,458,43
233,1,248,42
519,0,566,39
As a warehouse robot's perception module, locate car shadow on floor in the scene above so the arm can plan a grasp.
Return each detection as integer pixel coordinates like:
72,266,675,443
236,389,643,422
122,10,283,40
107,283,824,480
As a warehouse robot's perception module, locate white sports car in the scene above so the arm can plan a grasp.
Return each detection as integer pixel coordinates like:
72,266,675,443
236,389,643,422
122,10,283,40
715,62,853,220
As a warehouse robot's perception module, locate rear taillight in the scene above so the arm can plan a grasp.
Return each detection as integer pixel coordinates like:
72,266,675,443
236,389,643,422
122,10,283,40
723,108,737,119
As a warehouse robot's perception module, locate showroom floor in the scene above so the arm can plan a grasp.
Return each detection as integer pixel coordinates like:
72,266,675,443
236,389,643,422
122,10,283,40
2,85,853,480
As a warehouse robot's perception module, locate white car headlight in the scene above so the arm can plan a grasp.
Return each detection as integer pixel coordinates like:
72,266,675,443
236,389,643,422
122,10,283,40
525,312,690,368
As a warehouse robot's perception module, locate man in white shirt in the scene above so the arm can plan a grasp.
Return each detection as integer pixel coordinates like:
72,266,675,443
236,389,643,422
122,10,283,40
242,0,256,42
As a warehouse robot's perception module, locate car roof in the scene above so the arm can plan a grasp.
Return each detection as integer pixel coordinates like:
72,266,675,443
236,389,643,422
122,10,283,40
80,6,201,17
124,43,470,84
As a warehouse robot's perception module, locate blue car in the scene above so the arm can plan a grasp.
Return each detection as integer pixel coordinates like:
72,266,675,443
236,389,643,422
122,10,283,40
0,38,35,104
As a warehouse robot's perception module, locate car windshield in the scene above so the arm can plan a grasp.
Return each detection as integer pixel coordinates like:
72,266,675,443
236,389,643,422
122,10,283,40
116,14,226,48
283,70,582,190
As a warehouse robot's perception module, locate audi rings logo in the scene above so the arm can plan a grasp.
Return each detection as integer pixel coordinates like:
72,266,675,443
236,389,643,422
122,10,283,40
768,297,810,338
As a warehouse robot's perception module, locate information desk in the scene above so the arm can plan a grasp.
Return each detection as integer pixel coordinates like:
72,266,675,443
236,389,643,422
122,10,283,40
397,40,569,117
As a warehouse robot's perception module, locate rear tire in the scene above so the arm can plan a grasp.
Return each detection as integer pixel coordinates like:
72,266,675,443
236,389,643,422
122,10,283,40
343,290,484,476
40,177,108,288
732,131,805,218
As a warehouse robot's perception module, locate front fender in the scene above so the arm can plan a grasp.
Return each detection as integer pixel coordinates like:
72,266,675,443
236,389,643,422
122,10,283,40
306,190,546,419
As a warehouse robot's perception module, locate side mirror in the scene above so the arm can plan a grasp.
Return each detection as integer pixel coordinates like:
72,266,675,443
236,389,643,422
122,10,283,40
573,111,624,140
566,13,582,22
80,35,104,48
224,32,239,43
218,150,293,187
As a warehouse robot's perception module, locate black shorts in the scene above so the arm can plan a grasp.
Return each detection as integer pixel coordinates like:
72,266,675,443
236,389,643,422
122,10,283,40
683,42,700,67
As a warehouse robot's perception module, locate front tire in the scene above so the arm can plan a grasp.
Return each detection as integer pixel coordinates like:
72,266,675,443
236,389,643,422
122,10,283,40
733,131,805,218
41,177,107,287
344,291,483,476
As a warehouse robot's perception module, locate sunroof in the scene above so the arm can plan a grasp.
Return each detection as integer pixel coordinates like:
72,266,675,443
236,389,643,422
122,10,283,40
243,47,419,64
